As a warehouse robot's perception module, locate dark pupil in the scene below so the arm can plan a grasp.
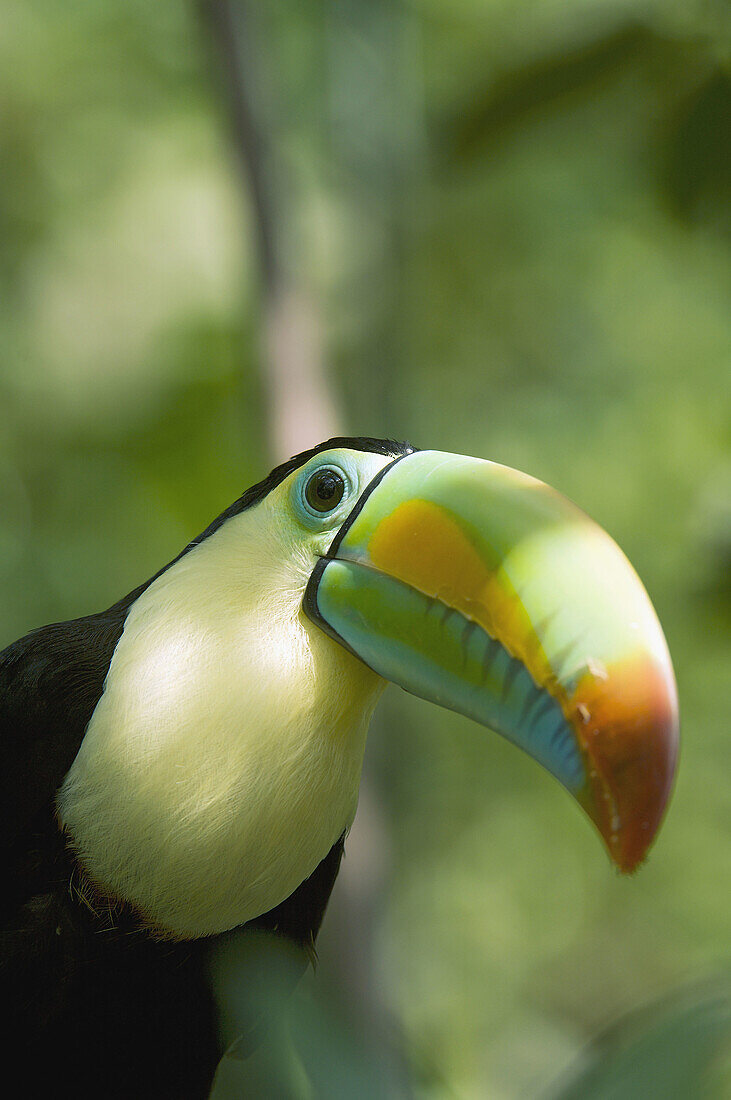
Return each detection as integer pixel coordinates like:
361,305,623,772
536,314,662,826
306,470,345,512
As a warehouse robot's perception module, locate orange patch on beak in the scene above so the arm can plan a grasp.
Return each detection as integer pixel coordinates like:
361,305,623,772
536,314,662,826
367,500,555,689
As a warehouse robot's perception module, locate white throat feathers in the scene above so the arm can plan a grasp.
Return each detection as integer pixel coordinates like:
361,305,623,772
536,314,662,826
57,450,392,939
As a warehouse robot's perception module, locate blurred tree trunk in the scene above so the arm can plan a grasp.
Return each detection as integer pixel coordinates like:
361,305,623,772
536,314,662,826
324,0,426,437
199,0,338,461
198,1,404,1093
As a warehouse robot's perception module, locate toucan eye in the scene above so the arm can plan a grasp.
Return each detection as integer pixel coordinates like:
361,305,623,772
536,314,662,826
304,469,346,513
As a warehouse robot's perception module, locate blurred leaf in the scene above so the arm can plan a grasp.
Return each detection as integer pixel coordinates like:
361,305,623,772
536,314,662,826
550,981,731,1100
441,22,659,163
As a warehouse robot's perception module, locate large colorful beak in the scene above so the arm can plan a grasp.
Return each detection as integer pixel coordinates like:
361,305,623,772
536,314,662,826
304,450,678,871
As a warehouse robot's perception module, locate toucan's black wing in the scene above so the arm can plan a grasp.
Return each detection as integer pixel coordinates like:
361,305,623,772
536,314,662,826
0,597,139,846
2,840,348,1096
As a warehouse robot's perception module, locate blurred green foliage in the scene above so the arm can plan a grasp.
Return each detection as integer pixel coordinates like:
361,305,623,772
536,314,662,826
0,1,729,1096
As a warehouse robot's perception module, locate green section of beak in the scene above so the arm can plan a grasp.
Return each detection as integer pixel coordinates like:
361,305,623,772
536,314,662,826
304,450,679,871
314,556,585,790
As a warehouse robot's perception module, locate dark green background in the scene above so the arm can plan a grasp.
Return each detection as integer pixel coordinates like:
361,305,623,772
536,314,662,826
0,2,728,1096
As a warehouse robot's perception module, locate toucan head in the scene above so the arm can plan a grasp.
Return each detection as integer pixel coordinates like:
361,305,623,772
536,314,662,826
263,436,678,873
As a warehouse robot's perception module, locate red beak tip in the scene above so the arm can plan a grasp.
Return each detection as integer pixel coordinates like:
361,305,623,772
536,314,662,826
575,653,678,875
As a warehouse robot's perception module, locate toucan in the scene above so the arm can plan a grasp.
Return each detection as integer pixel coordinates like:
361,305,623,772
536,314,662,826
0,436,678,1097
